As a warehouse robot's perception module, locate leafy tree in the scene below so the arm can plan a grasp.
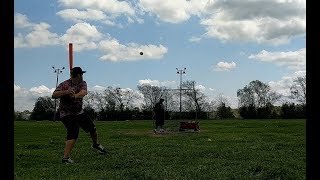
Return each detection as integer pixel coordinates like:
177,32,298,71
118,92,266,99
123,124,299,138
256,102,278,119
83,105,96,120
295,104,306,119
237,80,281,108
239,104,257,119
30,96,55,120
14,111,24,121
215,103,235,119
281,103,297,119
237,80,281,119
281,103,306,119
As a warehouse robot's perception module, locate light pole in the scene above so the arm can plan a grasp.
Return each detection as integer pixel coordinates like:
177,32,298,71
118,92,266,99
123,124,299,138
52,66,65,121
176,68,186,120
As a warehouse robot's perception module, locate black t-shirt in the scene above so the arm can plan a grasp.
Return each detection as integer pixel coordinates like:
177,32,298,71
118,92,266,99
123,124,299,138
153,102,164,117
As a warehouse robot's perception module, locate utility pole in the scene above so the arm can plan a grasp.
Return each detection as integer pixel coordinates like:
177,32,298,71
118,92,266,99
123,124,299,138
176,68,186,120
192,81,198,120
52,66,65,121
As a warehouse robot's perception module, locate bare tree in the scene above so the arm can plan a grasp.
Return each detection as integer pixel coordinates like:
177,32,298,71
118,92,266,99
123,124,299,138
205,100,217,112
290,75,306,105
181,80,208,112
83,91,99,110
137,84,167,110
121,88,141,110
162,89,179,112
214,93,231,108
99,86,140,111
83,91,107,112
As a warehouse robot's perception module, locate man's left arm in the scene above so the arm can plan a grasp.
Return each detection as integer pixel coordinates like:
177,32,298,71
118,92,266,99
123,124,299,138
74,89,87,99
73,81,87,99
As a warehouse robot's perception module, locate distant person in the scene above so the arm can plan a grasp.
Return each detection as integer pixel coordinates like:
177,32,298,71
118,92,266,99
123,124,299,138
52,67,106,164
153,98,165,133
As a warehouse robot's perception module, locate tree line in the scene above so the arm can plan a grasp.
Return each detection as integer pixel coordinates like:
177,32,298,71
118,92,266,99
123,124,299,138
14,76,306,121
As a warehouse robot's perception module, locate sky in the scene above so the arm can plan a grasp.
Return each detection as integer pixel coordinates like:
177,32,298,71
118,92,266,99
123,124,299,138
14,0,306,112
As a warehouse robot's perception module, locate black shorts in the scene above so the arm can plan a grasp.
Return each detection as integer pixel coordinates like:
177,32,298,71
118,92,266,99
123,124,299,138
155,115,164,127
61,113,96,140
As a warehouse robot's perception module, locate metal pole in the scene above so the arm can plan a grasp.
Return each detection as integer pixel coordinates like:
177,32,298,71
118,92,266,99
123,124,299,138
192,81,197,120
176,68,186,120
180,72,182,119
52,66,65,121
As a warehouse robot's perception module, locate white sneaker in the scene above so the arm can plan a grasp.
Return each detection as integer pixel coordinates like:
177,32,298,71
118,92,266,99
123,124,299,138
62,157,74,164
92,143,107,154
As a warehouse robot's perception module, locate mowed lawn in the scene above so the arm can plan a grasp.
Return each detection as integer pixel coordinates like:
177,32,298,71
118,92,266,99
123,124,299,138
14,119,305,179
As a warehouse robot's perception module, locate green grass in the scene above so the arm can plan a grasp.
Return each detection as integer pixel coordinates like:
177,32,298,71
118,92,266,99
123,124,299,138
14,119,306,179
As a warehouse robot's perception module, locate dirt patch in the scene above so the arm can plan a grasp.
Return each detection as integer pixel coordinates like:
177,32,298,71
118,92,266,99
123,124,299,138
123,130,151,135
121,130,179,137
120,129,205,137
150,132,178,137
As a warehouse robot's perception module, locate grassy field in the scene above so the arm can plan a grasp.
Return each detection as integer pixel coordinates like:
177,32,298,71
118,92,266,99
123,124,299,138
14,119,305,179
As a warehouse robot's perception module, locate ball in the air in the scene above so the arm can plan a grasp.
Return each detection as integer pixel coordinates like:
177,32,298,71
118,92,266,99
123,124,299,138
140,52,143,55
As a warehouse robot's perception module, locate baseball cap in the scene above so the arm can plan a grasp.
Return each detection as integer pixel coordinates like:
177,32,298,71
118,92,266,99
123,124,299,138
71,67,86,75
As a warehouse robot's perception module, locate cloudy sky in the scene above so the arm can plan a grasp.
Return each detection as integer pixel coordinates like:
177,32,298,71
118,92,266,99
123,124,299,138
14,0,306,112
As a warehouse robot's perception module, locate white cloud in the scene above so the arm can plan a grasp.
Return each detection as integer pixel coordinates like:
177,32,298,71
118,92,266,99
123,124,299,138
15,0,306,51
60,22,103,51
58,0,135,15
57,9,107,22
98,40,168,62
26,23,61,46
14,13,34,28
213,61,236,71
201,0,305,45
248,48,305,70
189,36,202,43
90,85,107,92
14,14,61,48
57,0,138,25
15,15,104,50
14,34,27,48
140,0,208,23
138,79,176,87
195,84,206,91
14,84,55,111
30,85,54,94
14,14,168,62
14,84,28,97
